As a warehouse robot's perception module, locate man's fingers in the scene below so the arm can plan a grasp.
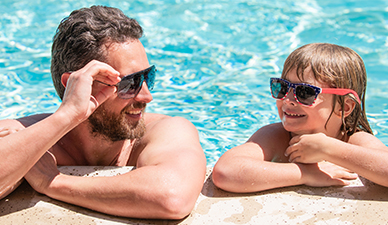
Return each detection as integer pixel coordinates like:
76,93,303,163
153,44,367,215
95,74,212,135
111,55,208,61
83,60,121,84
0,130,11,137
0,127,23,137
92,86,117,109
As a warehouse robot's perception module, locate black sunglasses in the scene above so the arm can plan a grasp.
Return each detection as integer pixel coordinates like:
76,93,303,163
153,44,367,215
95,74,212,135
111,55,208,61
96,65,156,99
270,78,360,106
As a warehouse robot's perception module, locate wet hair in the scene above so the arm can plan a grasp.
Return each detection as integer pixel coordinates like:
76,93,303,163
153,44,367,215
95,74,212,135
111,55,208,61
51,5,143,99
281,43,372,136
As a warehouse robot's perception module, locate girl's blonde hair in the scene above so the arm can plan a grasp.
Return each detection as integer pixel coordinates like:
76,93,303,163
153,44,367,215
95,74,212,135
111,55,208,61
281,43,372,136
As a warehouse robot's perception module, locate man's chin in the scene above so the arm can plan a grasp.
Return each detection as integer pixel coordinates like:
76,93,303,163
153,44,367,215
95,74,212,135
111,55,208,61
88,116,146,142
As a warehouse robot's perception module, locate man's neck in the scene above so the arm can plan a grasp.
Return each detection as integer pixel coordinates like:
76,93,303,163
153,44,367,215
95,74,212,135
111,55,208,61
60,121,134,166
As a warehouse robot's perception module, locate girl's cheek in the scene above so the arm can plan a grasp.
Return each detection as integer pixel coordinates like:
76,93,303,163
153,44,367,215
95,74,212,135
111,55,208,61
276,99,283,109
276,101,284,117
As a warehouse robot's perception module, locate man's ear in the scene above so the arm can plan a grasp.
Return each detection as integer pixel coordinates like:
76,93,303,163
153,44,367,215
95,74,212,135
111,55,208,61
342,97,357,117
61,72,72,88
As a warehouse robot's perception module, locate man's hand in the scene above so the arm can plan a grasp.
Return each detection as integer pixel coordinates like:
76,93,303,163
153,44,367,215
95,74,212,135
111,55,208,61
24,151,59,194
0,127,24,138
299,161,358,187
58,60,121,124
0,126,25,198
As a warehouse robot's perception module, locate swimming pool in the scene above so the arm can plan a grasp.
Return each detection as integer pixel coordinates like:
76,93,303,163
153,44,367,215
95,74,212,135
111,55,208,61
1,0,388,166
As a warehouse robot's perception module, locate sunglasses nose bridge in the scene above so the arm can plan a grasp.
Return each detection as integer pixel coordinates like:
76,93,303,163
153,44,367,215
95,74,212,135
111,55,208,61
285,84,300,104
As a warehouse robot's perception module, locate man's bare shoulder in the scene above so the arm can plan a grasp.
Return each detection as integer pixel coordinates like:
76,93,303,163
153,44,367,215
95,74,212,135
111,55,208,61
136,113,204,168
144,113,195,131
144,112,170,124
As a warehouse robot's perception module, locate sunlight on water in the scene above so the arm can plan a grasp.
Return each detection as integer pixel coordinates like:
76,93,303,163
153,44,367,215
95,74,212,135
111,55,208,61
1,0,388,165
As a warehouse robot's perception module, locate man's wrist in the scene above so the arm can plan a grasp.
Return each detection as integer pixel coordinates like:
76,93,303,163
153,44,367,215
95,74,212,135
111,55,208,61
51,108,82,132
43,173,67,198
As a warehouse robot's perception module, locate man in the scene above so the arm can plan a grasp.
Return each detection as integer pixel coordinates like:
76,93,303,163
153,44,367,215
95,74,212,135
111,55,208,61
0,6,206,219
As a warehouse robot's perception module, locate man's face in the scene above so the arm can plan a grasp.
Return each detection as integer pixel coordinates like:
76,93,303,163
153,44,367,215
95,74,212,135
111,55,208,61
88,39,153,142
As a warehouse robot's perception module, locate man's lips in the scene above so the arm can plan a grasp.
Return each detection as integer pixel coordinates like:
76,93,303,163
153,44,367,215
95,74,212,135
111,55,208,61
124,109,143,119
125,109,142,115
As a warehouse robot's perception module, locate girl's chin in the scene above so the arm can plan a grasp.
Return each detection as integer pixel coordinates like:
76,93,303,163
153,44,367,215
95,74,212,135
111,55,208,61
282,125,310,136
282,123,300,132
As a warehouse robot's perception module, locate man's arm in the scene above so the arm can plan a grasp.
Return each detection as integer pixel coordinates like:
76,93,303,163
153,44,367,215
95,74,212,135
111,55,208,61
212,123,357,193
25,116,207,219
0,60,120,198
0,113,75,199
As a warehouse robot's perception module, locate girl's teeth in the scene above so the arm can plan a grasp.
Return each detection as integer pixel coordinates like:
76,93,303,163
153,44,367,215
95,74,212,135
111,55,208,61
286,112,302,116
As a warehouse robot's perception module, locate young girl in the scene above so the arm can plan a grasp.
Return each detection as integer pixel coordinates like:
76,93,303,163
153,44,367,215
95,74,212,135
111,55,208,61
213,43,388,193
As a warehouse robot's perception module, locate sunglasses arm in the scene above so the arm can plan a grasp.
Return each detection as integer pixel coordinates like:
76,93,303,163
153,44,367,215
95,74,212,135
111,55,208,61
321,88,361,104
94,80,119,87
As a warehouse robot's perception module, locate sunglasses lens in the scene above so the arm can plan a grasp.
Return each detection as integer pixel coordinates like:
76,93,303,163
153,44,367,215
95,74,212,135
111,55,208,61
116,66,156,99
271,79,288,99
295,85,316,105
117,74,143,99
145,66,156,91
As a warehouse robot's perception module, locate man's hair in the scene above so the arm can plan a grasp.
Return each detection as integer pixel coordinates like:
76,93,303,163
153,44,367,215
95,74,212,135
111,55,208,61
281,43,372,136
51,5,143,99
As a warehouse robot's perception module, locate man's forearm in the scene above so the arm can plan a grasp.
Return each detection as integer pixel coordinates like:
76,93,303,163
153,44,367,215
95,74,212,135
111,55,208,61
0,112,77,197
42,166,199,219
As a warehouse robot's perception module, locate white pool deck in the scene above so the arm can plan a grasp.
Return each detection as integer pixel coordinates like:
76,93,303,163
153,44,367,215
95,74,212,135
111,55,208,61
1,166,388,224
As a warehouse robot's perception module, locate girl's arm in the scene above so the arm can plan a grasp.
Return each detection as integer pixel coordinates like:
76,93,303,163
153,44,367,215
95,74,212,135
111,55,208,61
212,123,357,193
286,132,388,187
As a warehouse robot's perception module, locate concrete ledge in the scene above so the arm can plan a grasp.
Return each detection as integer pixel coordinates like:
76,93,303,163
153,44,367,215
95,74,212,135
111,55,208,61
1,166,388,224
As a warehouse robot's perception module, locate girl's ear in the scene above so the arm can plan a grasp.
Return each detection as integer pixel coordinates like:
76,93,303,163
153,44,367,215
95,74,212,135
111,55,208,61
342,97,357,117
61,72,72,88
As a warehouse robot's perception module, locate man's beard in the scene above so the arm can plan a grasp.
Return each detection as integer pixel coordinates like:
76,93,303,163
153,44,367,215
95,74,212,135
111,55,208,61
88,102,146,142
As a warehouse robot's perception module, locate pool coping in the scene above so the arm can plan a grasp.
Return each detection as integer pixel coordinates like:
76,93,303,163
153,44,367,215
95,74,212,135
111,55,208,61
1,166,388,224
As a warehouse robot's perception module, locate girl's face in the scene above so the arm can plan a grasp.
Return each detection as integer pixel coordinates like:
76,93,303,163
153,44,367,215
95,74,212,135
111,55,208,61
277,67,343,138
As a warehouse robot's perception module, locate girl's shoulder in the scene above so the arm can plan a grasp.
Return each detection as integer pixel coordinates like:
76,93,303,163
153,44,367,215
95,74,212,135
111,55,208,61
348,131,386,148
249,122,290,143
247,123,291,161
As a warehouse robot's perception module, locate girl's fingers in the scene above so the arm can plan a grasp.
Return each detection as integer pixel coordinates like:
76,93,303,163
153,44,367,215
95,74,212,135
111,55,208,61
285,145,296,157
289,135,301,145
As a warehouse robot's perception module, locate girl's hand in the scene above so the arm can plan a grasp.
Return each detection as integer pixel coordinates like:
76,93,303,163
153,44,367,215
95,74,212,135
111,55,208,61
299,161,358,187
285,133,336,163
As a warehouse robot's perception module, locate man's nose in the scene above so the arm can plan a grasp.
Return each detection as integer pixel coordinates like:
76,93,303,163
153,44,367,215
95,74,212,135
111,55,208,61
133,81,153,103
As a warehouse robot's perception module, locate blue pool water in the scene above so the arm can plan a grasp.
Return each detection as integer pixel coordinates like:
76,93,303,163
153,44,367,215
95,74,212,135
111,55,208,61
1,0,388,166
